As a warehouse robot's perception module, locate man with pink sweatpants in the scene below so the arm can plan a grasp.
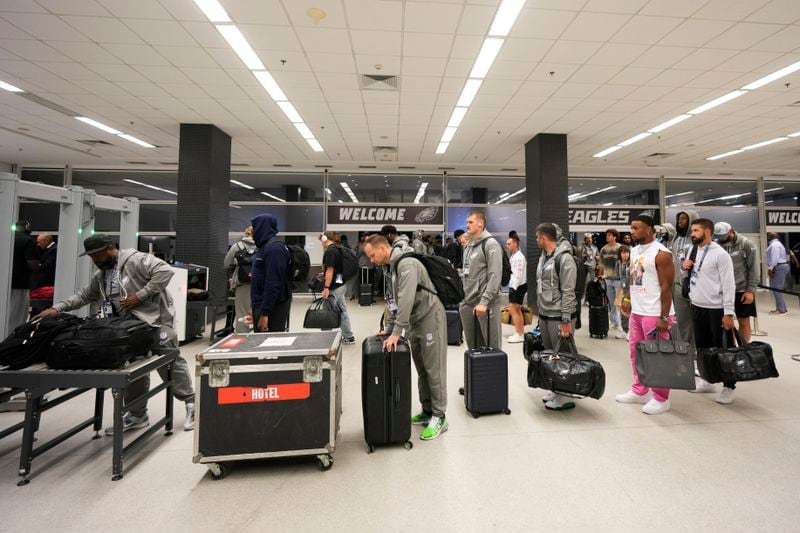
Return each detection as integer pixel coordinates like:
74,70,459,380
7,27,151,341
616,215,676,415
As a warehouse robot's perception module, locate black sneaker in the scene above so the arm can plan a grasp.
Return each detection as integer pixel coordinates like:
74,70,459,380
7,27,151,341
343,336,356,345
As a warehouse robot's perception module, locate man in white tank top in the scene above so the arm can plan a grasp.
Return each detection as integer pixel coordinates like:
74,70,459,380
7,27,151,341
616,215,676,415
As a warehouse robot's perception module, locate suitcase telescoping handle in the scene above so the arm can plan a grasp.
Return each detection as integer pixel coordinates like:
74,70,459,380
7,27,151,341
472,309,493,349
382,339,402,407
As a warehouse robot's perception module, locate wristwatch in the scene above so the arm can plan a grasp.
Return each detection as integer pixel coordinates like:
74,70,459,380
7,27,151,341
324,286,330,290
659,315,669,321
561,318,570,324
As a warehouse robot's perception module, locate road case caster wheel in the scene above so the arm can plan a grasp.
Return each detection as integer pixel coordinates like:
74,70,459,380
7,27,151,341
458,387,464,396
318,455,333,471
17,478,30,487
504,408,511,415
367,444,375,454
165,431,173,437
112,474,123,481
208,462,230,480
404,441,413,451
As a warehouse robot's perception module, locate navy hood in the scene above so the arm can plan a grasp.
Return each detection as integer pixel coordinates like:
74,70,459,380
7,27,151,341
252,214,278,247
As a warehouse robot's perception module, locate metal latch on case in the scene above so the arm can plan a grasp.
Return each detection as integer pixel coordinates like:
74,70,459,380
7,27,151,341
209,360,230,388
303,356,323,383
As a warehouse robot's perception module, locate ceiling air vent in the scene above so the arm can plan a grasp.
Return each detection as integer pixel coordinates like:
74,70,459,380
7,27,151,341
501,168,519,172
717,172,733,176
77,139,114,146
315,164,333,168
359,74,399,91
273,164,292,167
687,171,702,175
159,162,177,165
646,152,675,159
374,146,397,154
398,166,416,169
359,165,377,169
126,161,148,165
231,163,250,167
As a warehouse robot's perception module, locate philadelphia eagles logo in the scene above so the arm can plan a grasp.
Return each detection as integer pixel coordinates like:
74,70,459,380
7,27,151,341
415,206,439,223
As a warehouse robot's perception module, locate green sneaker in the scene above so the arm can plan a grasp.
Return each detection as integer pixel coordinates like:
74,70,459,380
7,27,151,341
411,412,432,426
420,416,448,441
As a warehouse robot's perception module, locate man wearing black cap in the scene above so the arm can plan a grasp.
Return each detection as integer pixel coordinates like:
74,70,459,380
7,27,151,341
35,234,196,432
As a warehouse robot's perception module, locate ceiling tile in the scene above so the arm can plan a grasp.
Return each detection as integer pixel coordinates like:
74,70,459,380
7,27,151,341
306,52,357,74
240,25,303,51
611,15,684,45
224,0,290,25
39,60,102,81
543,41,602,64
402,76,443,93
403,33,455,59
608,66,662,84
0,39,71,61
62,16,144,44
561,12,632,42
154,46,217,68
403,2,461,34
47,41,121,63
714,50,784,72
673,48,739,70
749,25,800,52
0,18,35,39
450,35,484,60
2,13,88,41
498,38,553,62
746,0,800,24
350,30,401,56
134,65,193,84
124,19,197,47
659,19,737,47
586,42,648,66
582,0,649,13
630,45,694,68
555,82,601,98
102,43,169,65
296,28,351,54
311,72,355,89
344,0,402,31
402,57,447,77
457,4,494,35
157,0,207,22
284,0,346,28
513,9,577,40
693,0,771,21
159,83,208,98
705,22,784,50
640,0,707,17
181,67,236,85
33,0,109,16
355,55,401,76
489,60,536,80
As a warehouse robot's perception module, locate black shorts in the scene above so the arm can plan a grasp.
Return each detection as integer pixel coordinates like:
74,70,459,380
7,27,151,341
734,292,757,318
509,283,528,305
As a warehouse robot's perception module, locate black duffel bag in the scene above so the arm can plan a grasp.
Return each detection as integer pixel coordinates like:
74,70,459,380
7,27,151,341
522,329,544,362
698,330,779,384
47,315,155,369
0,313,84,370
527,335,605,399
303,298,341,330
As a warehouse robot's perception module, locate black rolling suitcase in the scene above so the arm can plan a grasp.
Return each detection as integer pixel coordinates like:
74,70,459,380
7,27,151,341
359,267,373,306
361,336,413,453
464,314,510,418
587,278,609,339
446,307,463,346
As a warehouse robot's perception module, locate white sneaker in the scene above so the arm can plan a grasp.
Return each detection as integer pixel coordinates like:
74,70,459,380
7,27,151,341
541,392,557,403
544,395,576,411
642,398,671,415
689,378,717,394
615,330,627,339
184,402,195,431
716,387,735,405
615,390,651,404
507,333,524,344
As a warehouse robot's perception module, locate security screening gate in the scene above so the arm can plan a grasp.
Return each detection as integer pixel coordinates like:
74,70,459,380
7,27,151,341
0,173,139,339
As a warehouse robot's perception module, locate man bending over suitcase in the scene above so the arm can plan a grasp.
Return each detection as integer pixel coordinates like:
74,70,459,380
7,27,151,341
365,235,448,441
35,234,196,432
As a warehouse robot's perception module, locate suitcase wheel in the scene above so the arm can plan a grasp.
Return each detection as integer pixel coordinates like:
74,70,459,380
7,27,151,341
458,387,465,396
504,408,511,415
367,444,375,454
208,462,230,480
472,411,480,419
404,441,413,451
318,454,334,471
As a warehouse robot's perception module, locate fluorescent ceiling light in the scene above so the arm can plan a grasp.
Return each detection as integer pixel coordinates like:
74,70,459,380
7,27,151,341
687,90,748,115
253,70,287,101
123,179,176,196
488,0,526,37
499,192,510,198
448,107,468,128
293,122,314,139
277,101,303,123
765,200,774,204
602,202,613,206
618,132,652,147
495,187,526,204
456,79,483,107
216,25,265,70
664,191,694,198
697,192,749,204
440,126,457,143
230,179,254,190
117,133,155,148
75,116,121,135
742,60,800,90
741,137,788,150
573,186,616,201
0,80,23,92
338,200,343,203
436,142,449,154
192,0,230,22
787,131,800,138
706,149,745,160
470,38,504,79
339,182,359,203
764,187,784,193
413,182,429,204
307,138,324,152
568,193,582,199
260,191,286,202
593,145,623,158
648,114,692,133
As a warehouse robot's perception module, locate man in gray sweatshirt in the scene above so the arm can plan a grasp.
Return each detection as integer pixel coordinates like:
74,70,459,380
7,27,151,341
535,223,579,411
367,235,448,441
459,211,503,351
714,222,760,343
36,234,196,432
669,209,699,345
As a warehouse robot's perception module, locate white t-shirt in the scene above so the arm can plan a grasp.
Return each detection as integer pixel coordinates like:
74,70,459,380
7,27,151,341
629,241,675,317
509,250,526,290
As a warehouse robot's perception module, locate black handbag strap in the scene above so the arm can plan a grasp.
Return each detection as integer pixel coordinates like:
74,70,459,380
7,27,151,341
721,327,743,350
552,334,577,356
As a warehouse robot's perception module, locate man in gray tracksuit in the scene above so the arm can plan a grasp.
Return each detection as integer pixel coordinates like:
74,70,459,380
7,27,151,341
535,223,579,411
460,211,503,351
669,209,699,345
36,234,195,432
366,235,448,441
715,222,760,342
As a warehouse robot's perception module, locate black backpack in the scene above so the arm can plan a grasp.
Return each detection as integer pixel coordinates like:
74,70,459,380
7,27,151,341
395,253,465,307
286,243,310,282
48,315,155,369
0,313,84,370
234,243,256,283
337,245,359,282
480,238,512,286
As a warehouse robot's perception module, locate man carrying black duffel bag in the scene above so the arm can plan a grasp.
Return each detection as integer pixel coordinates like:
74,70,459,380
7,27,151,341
35,234,196,432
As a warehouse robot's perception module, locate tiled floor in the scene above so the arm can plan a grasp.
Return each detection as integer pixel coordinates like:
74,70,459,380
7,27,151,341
1,292,799,531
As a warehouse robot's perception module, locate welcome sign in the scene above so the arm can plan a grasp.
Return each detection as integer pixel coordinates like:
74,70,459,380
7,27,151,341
327,205,443,226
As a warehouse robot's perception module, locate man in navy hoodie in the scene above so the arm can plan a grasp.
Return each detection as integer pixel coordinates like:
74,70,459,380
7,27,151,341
250,214,292,332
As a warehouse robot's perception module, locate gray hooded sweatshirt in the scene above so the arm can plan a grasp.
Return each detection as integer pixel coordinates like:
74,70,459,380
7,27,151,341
536,239,578,322
53,249,175,327
385,239,442,336
462,230,503,307
719,233,760,293
670,209,699,286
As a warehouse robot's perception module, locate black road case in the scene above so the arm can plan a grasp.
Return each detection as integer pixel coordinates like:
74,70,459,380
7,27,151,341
193,331,342,478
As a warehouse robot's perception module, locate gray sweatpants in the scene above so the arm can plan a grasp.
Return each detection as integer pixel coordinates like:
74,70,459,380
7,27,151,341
408,305,448,418
539,317,576,351
459,302,502,350
233,283,251,333
127,325,195,418
672,285,694,345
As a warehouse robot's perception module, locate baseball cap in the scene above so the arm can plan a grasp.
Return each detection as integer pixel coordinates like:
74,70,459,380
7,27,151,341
583,232,593,237
79,234,114,256
713,222,732,240
380,225,397,236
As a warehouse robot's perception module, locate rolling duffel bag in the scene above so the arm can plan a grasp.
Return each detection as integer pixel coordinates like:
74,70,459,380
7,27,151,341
635,329,696,390
527,335,605,400
699,330,779,384
47,315,154,369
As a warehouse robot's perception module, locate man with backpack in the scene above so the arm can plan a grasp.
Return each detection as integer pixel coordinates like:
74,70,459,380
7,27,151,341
366,234,448,441
460,211,505,351
250,214,292,333
223,226,257,333
319,231,357,344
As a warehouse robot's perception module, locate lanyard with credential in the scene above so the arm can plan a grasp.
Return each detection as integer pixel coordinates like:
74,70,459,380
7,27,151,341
691,246,710,281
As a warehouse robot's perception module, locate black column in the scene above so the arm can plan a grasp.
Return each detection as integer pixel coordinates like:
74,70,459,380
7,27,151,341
525,133,568,310
176,124,231,302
